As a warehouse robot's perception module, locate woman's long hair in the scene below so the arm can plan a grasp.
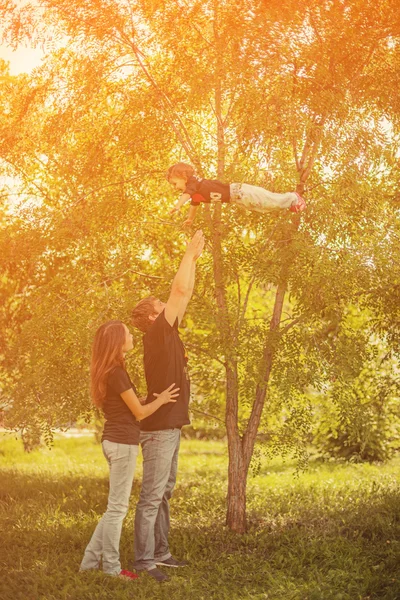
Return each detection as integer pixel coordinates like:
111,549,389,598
90,320,126,408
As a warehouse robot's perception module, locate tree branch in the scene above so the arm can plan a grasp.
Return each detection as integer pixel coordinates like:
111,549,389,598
58,268,163,307
184,342,226,366
191,408,225,424
117,33,203,172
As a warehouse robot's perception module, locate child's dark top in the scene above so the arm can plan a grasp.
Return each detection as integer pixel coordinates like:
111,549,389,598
185,175,230,206
101,366,140,445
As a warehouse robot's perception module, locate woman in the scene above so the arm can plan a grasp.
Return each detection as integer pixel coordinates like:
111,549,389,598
80,320,179,580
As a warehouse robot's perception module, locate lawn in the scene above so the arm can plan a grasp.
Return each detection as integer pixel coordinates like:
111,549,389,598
0,434,399,600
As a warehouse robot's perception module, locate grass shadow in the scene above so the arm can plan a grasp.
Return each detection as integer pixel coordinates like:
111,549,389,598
1,448,400,600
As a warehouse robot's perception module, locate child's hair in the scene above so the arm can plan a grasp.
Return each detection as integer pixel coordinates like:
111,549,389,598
166,162,195,181
90,320,126,408
131,295,158,333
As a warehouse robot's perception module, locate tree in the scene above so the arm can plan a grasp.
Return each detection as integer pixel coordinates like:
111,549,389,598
1,0,400,532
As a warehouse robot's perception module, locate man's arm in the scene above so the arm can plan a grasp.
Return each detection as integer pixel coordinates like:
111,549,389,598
164,230,205,327
177,259,196,323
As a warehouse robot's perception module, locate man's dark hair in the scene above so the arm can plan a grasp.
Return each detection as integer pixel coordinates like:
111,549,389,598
131,296,158,333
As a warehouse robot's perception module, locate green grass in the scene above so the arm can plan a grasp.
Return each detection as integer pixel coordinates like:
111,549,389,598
1,434,399,600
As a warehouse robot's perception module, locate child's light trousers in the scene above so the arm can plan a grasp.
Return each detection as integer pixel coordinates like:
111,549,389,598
230,183,297,212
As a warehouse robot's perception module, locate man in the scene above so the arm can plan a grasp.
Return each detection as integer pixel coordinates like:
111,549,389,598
131,230,205,582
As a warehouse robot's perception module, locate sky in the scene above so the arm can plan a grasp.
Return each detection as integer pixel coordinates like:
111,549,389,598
0,16,46,206
0,42,44,75
0,0,45,75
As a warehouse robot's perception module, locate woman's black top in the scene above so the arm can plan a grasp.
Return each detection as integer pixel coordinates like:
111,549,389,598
101,366,140,445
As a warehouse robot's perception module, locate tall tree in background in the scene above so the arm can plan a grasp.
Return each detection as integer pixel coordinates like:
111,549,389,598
1,0,400,531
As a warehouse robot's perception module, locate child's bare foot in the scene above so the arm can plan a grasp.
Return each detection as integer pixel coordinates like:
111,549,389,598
289,192,306,213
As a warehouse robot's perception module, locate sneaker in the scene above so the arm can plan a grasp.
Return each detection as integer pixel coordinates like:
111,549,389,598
289,192,306,213
155,556,188,568
119,569,139,581
146,567,169,582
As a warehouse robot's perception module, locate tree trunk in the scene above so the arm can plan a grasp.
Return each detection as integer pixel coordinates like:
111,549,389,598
226,433,248,533
242,282,287,471
225,359,246,531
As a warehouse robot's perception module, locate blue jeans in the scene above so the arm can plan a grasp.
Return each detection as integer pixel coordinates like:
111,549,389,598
134,429,181,571
80,440,138,575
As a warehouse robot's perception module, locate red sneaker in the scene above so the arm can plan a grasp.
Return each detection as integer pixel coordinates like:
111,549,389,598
119,569,139,581
289,192,306,213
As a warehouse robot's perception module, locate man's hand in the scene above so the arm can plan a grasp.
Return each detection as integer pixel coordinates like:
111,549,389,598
186,230,205,261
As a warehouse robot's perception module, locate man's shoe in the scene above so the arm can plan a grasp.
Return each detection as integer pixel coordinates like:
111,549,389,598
146,568,169,582
119,569,139,581
155,557,188,568
289,192,306,213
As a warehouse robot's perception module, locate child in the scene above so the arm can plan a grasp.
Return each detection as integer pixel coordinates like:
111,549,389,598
167,162,306,226
80,320,179,580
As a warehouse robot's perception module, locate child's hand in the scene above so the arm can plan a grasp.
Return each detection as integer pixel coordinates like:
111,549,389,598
170,205,180,215
183,218,193,228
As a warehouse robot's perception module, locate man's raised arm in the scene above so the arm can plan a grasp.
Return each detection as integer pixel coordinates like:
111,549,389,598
164,230,205,327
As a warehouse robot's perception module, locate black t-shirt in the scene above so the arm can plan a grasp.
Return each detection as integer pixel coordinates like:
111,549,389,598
101,366,140,445
140,310,190,431
185,175,231,206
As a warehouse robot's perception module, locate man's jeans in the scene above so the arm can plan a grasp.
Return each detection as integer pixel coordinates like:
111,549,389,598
80,440,138,575
134,429,181,571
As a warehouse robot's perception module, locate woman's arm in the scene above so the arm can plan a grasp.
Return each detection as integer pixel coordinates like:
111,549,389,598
120,383,179,421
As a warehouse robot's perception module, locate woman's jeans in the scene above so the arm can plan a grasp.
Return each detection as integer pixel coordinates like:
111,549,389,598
80,440,138,575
